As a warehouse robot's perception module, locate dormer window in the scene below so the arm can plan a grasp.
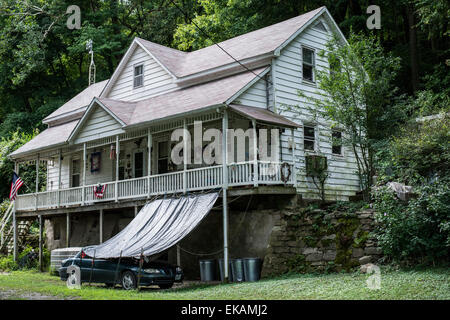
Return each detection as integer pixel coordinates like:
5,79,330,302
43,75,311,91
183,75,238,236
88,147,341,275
302,47,315,83
133,64,144,88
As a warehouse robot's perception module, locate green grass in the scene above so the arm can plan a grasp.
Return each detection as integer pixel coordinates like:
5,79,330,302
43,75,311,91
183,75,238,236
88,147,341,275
0,268,449,300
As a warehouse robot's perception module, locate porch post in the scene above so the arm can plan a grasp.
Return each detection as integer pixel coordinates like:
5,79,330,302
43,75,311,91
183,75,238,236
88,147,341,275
183,119,188,194
291,129,296,185
115,135,119,202
147,129,152,197
134,205,138,217
82,143,86,205
13,162,18,262
57,149,62,207
35,154,39,210
252,120,258,187
39,214,43,272
99,209,103,244
66,212,70,247
222,108,229,282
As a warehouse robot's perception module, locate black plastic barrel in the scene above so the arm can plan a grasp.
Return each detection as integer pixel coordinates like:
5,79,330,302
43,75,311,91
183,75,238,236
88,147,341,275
218,259,234,282
199,259,216,281
231,259,245,282
243,258,262,282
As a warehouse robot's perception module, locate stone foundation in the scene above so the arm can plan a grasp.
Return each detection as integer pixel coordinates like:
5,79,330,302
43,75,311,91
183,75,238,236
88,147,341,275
262,206,381,276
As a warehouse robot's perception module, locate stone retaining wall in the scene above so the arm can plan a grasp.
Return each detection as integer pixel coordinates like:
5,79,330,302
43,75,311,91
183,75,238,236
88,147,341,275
262,205,382,276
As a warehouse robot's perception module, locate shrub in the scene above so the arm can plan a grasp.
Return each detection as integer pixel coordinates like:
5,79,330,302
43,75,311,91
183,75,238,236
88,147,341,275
0,255,18,271
373,178,450,265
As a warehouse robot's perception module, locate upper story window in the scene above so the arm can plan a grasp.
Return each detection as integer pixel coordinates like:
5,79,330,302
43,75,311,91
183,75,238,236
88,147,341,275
133,64,144,88
304,125,315,151
332,130,343,155
302,47,315,83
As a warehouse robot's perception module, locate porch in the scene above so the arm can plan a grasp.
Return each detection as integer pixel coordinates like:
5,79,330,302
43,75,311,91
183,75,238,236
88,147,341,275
15,161,295,212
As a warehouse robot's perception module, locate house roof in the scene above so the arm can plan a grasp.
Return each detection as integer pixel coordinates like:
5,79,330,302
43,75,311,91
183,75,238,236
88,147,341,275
97,68,268,128
43,79,109,123
137,7,324,78
229,104,301,128
10,120,79,158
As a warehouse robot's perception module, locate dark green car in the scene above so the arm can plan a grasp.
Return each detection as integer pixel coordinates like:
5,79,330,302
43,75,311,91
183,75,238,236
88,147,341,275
59,249,183,290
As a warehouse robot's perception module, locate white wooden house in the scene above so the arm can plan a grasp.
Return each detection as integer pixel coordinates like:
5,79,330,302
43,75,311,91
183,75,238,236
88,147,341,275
7,7,360,257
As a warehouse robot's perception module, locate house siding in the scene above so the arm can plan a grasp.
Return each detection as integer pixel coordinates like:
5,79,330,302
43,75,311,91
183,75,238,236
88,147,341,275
107,46,177,101
232,76,268,109
274,21,360,200
74,106,124,144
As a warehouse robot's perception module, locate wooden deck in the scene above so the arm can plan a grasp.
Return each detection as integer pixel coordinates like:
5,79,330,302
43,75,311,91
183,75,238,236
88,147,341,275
15,161,295,215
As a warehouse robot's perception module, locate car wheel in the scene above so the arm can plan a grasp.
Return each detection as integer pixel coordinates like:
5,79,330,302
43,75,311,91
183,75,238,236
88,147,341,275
158,283,173,289
121,271,137,290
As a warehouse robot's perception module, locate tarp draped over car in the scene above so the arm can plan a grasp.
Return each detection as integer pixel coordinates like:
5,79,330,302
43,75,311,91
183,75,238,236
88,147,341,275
83,192,219,259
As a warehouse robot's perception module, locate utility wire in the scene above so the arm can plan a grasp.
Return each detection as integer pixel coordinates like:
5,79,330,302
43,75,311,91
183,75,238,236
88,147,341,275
168,0,272,86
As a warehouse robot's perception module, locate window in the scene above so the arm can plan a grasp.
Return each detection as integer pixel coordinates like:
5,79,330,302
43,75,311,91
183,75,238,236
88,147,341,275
302,47,315,82
332,130,342,155
71,159,80,187
304,126,315,151
133,64,144,88
134,151,144,178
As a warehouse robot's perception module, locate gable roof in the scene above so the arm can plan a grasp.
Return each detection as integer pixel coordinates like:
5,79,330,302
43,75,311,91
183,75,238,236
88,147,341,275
43,79,109,123
135,6,325,79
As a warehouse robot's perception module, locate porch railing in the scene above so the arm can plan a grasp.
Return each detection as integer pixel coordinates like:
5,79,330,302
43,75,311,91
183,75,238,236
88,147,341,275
15,161,295,211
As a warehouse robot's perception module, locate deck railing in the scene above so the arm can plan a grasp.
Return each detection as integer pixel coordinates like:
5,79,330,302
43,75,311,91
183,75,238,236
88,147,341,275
15,161,294,211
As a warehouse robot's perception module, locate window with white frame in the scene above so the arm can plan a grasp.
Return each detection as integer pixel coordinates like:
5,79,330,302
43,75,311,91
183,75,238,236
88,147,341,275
302,47,315,82
332,130,343,155
304,125,315,151
133,64,144,88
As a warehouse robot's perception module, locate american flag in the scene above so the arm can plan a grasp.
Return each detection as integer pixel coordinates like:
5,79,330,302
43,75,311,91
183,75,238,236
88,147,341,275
10,172,24,201
94,184,106,199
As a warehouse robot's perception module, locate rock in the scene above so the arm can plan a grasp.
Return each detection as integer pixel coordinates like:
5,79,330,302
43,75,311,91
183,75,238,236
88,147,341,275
305,253,323,262
360,263,376,273
323,250,336,261
359,256,372,265
365,247,383,255
302,247,318,255
352,248,364,258
322,234,336,241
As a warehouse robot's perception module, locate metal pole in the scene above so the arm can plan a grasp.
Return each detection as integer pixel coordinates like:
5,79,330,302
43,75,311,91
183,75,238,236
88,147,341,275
134,205,138,217
99,209,103,244
66,212,70,247
176,245,181,266
222,108,229,282
252,120,258,187
39,214,43,272
137,248,143,291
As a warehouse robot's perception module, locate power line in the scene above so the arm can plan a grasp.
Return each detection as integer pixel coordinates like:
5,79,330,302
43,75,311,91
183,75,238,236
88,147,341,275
168,0,272,86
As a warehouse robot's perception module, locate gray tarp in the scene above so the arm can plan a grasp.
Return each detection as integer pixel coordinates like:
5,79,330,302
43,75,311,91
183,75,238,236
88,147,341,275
84,192,219,258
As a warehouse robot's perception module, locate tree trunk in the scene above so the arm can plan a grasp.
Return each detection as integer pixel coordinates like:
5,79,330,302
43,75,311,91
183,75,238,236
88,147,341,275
406,3,419,93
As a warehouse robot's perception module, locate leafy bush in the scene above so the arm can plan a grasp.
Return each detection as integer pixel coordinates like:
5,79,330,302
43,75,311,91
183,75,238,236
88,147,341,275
0,255,18,271
373,178,450,265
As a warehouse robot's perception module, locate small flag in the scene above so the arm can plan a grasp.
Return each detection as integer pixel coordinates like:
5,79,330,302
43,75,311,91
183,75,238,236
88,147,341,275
94,184,106,199
10,172,24,201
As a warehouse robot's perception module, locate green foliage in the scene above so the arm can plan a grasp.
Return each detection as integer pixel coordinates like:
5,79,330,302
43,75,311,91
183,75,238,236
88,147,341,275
373,179,450,265
0,130,37,197
0,255,18,271
390,115,449,183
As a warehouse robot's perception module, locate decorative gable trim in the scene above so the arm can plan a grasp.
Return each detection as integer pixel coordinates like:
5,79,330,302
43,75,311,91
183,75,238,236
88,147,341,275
100,38,177,98
68,98,125,144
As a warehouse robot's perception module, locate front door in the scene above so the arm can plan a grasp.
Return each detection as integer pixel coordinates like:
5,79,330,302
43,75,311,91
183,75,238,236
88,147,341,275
157,141,168,174
134,151,144,178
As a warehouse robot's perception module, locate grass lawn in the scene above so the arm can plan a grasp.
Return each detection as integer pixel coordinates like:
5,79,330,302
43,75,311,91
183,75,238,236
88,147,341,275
0,268,449,300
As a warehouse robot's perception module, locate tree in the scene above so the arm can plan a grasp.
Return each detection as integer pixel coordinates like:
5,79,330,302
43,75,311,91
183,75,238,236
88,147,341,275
301,33,401,199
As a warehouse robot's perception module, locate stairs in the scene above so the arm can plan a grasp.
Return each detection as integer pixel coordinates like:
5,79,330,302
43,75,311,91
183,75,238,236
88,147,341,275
0,203,34,255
